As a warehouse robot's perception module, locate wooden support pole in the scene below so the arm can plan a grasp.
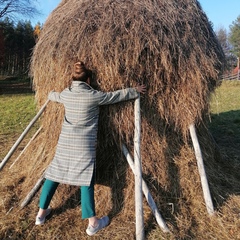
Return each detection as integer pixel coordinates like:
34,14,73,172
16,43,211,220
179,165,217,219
122,144,170,233
0,100,49,171
134,96,144,240
9,127,42,169
189,123,214,215
20,175,45,208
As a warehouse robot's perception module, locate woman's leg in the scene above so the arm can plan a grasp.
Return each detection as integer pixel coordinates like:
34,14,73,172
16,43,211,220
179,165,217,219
37,179,59,217
81,179,96,220
81,178,109,235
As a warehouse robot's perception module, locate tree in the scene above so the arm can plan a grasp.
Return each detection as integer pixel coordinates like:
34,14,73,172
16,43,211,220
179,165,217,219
215,26,236,72
0,18,35,75
0,26,4,66
215,27,229,53
0,0,40,20
33,23,42,40
229,15,240,58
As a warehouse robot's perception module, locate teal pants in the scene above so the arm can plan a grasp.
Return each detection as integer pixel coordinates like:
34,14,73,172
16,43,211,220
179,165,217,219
39,178,96,219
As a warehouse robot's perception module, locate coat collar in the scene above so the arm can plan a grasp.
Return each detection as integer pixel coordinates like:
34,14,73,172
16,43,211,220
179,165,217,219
71,81,93,91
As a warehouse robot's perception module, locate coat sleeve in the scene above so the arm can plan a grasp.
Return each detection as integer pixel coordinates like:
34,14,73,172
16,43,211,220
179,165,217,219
48,91,63,103
97,88,139,105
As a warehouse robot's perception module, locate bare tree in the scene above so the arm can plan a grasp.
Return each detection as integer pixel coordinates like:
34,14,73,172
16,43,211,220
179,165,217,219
215,26,237,72
0,0,40,20
215,27,229,53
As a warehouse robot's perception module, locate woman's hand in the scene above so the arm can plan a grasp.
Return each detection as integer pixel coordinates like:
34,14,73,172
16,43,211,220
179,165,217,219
136,84,147,94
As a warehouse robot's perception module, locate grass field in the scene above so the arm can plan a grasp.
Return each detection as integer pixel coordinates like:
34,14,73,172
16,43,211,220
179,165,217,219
0,94,36,135
0,76,38,160
209,80,240,163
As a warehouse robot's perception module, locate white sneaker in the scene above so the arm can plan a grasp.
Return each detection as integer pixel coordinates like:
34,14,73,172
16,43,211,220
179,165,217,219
86,216,109,236
35,208,52,225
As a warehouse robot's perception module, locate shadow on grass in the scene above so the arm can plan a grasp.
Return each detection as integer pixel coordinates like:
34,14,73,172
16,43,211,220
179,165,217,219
209,110,240,159
0,76,34,94
206,110,240,207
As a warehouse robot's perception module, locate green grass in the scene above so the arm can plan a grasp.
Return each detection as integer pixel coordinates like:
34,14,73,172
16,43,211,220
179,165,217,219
210,80,240,114
0,93,38,160
0,94,37,136
209,80,240,160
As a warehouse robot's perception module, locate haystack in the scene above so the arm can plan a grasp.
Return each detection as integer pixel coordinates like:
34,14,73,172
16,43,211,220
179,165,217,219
2,0,240,239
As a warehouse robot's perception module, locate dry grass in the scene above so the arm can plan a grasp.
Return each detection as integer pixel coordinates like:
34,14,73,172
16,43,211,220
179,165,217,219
1,0,239,239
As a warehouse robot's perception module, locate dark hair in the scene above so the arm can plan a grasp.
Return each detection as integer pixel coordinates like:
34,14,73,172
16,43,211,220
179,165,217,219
72,61,92,82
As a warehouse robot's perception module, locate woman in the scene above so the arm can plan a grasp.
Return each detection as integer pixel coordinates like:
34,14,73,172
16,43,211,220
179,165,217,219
35,61,146,236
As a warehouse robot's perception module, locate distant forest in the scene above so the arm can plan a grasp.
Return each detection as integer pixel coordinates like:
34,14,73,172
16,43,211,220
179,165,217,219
0,18,40,76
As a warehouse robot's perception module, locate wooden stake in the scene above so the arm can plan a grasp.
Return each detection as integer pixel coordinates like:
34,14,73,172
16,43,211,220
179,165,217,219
122,144,170,233
0,100,49,171
134,96,144,240
189,123,214,215
20,175,45,208
9,127,42,169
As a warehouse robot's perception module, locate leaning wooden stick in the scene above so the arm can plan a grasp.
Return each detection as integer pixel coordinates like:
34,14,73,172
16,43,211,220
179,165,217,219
0,100,49,171
134,96,144,240
122,143,170,233
9,127,42,169
189,123,214,215
20,174,45,208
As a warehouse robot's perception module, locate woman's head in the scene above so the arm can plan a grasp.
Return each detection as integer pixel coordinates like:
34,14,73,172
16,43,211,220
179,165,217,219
72,61,92,83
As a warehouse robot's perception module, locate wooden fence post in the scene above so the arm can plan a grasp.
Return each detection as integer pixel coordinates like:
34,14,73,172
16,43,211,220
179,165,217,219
189,123,214,215
134,95,144,239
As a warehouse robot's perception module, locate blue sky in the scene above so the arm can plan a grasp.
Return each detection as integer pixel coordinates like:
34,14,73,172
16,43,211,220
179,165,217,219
31,0,239,31
199,0,239,31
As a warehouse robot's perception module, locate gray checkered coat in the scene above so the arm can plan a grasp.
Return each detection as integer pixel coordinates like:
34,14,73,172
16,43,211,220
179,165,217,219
45,81,139,186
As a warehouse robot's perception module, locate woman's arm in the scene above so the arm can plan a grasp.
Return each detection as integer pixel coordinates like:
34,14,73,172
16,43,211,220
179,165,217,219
97,84,146,106
48,91,63,103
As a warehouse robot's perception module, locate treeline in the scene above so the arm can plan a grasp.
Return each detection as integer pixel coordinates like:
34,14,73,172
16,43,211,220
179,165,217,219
212,15,240,74
0,18,40,75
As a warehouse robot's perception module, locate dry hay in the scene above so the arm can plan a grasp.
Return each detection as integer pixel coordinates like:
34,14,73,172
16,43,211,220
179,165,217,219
1,0,240,239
